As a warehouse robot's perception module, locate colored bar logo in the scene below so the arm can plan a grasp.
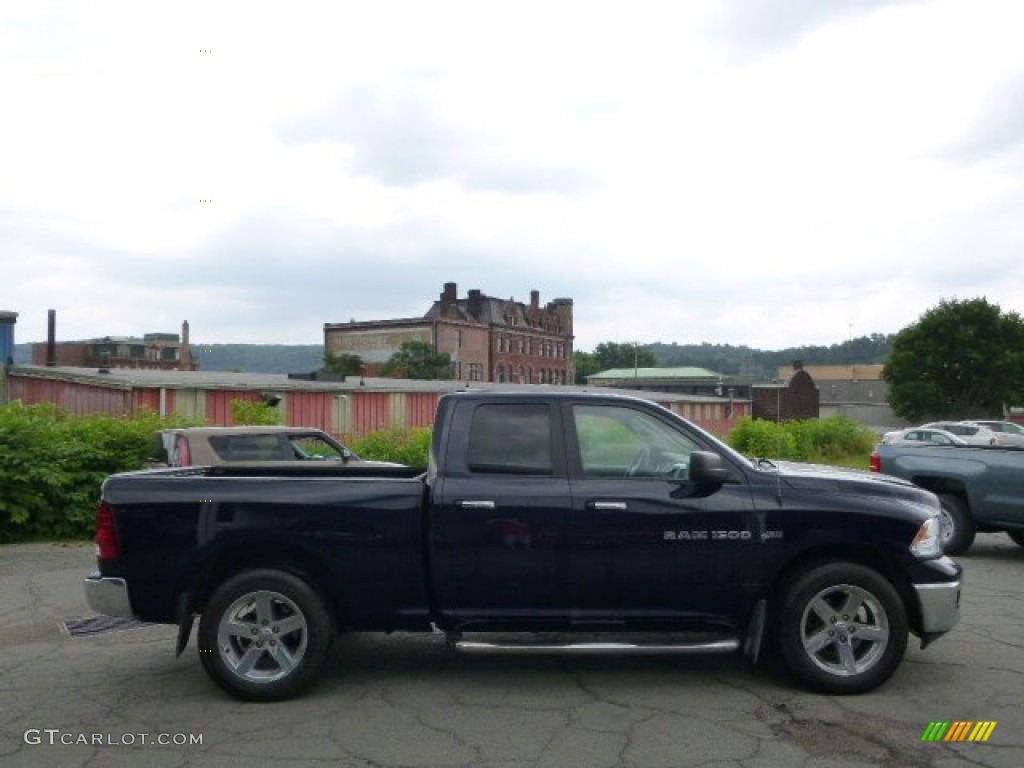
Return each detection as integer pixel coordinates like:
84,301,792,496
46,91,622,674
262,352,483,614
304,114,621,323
921,721,997,742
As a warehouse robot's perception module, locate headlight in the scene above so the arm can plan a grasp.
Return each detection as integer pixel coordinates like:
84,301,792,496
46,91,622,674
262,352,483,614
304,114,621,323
910,515,943,559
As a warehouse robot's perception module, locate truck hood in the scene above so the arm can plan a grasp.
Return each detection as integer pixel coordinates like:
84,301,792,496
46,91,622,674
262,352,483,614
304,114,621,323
769,460,935,506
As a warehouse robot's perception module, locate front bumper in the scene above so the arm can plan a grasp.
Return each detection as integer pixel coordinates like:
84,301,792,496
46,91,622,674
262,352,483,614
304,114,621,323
914,578,962,635
83,572,134,618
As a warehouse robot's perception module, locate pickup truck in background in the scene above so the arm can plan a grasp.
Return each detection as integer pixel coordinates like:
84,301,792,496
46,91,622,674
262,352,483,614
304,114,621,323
871,441,1024,554
85,391,962,701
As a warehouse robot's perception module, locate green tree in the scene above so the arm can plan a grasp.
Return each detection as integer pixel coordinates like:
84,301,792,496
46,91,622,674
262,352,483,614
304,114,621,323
231,398,282,425
592,342,656,371
323,352,364,375
573,351,601,384
381,341,452,380
883,298,1024,422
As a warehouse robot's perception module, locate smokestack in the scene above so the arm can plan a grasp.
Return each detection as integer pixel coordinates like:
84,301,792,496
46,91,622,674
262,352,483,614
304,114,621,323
46,309,56,367
442,282,457,304
468,289,482,320
180,320,191,369
0,310,17,367
530,290,539,309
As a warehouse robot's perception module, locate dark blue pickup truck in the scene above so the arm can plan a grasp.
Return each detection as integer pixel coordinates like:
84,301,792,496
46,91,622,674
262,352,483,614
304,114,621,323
84,391,961,701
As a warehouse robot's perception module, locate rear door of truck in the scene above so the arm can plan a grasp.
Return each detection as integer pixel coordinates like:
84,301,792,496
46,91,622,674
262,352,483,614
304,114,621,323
429,399,573,628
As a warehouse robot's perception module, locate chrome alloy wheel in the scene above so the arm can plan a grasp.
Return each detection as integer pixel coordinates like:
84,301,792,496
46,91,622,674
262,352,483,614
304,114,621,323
799,583,890,677
937,507,955,545
216,589,309,684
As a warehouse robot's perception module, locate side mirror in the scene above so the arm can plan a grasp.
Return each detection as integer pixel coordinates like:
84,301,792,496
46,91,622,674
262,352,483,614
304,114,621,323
689,451,730,485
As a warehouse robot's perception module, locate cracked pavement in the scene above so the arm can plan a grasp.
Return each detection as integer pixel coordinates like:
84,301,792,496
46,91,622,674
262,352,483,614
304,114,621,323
1,536,1022,767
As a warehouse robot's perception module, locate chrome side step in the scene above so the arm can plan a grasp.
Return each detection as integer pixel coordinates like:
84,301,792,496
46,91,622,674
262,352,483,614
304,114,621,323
450,637,741,655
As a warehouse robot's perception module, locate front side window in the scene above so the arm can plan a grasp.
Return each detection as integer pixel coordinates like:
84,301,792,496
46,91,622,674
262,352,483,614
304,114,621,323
289,435,346,460
573,404,698,478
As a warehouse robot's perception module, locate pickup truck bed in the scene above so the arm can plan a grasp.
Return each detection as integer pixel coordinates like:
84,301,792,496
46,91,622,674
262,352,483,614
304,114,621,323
97,465,429,627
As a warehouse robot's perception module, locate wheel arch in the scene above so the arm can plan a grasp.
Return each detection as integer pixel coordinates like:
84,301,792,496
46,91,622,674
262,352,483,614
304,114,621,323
909,475,969,505
765,543,921,636
187,541,345,630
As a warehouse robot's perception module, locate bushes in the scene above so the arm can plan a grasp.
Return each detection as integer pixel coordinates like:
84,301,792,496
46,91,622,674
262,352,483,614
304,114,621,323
728,416,876,463
349,427,431,468
0,403,193,542
0,400,431,542
230,399,282,426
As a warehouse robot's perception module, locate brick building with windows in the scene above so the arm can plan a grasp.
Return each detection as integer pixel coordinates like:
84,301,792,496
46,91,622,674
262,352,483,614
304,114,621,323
324,282,574,384
30,319,197,371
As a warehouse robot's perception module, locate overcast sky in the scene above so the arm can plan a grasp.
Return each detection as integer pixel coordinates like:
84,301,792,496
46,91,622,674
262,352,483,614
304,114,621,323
3,0,1023,352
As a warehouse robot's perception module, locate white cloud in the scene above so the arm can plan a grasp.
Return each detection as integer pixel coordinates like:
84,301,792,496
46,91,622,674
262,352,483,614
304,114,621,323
2,0,1023,353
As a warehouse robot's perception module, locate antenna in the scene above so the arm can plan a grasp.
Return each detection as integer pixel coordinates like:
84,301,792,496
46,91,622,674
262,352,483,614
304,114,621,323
775,378,783,505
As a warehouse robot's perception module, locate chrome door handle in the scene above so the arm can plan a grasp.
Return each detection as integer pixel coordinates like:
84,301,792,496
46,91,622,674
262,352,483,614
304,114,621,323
588,501,628,511
457,500,496,509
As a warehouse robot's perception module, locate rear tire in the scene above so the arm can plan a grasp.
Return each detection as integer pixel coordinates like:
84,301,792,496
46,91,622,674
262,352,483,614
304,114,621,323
1007,530,1024,548
777,562,908,694
937,494,975,556
198,569,333,701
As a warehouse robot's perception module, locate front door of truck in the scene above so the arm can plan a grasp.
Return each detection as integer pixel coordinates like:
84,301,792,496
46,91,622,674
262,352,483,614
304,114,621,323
431,401,573,628
565,402,757,626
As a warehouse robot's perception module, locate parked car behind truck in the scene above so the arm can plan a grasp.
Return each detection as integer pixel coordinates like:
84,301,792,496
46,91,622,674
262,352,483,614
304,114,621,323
871,440,1024,554
85,391,961,701
157,426,400,468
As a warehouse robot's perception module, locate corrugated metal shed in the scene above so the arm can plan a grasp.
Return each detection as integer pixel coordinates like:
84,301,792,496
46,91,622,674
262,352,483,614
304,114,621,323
6,365,749,438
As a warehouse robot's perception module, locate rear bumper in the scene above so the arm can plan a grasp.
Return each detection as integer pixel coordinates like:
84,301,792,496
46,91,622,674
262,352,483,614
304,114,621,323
914,578,962,635
83,572,134,618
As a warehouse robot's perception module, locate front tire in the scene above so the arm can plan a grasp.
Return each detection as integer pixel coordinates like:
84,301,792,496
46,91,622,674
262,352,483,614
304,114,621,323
778,562,908,694
937,494,975,556
198,569,334,701
1007,530,1024,548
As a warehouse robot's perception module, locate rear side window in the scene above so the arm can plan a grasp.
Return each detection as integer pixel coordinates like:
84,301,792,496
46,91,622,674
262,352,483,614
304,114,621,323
945,425,975,436
467,404,552,474
208,435,290,461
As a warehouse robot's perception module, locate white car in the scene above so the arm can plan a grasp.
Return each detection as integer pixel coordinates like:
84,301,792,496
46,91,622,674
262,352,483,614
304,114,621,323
881,427,968,446
920,422,998,446
961,420,1024,448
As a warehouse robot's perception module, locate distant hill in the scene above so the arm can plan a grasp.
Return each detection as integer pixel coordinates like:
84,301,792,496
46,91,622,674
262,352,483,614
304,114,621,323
648,334,894,379
12,334,895,377
190,344,323,373
11,343,323,374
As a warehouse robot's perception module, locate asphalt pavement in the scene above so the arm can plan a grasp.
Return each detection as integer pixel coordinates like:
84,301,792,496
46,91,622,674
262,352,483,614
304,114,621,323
1,536,1022,768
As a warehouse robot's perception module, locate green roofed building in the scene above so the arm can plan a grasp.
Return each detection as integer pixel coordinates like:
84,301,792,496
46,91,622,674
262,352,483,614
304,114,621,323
586,367,743,398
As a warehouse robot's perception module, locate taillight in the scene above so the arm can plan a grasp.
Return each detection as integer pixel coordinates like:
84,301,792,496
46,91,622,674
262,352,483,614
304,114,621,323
95,502,120,560
869,451,881,473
